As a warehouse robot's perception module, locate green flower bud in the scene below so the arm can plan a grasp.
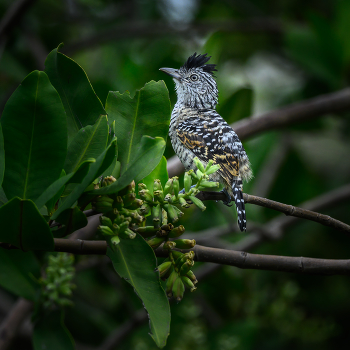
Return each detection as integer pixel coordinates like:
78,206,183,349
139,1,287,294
173,239,196,249
138,183,148,190
99,216,113,228
181,275,196,292
122,192,136,207
146,236,166,249
93,200,113,213
161,264,174,281
196,169,203,179
153,179,163,192
119,180,135,196
193,157,205,173
163,179,173,196
157,261,172,278
205,164,220,175
189,195,206,211
154,190,164,204
112,223,120,233
98,225,115,236
139,203,151,216
163,204,179,223
204,159,214,171
172,205,184,218
96,195,114,204
172,276,185,302
113,196,124,211
171,250,184,261
118,221,129,234
185,270,198,284
127,198,144,210
101,176,116,187
198,180,220,190
110,235,120,246
169,225,185,238
178,196,190,208
172,176,179,198
120,228,136,239
163,241,176,250
166,270,178,297
139,189,153,203
184,172,192,193
161,223,174,232
179,259,194,275
136,226,158,238
152,204,162,229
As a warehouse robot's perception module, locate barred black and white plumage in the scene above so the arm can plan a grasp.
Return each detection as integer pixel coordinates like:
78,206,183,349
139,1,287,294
160,53,252,231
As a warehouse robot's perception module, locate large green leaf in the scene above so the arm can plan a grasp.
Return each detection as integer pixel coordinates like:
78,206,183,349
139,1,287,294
0,187,7,207
45,47,106,144
0,249,40,301
51,139,117,220
141,156,168,193
34,159,94,212
0,124,4,188
217,87,253,124
106,80,170,173
54,207,88,237
64,116,109,174
107,234,170,348
33,310,75,350
1,71,67,201
0,197,54,251
90,136,166,195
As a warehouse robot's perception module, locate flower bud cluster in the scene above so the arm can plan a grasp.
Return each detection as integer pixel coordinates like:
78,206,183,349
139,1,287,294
157,250,198,303
39,253,76,309
96,180,145,246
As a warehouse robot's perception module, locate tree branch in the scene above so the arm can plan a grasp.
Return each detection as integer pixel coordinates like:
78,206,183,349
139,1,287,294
168,88,350,177
196,190,350,235
0,298,33,350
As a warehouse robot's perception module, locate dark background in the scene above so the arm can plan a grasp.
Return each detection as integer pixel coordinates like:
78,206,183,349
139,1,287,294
1,0,350,349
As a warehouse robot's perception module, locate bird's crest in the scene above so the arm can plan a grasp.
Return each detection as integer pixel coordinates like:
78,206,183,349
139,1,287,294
182,53,217,75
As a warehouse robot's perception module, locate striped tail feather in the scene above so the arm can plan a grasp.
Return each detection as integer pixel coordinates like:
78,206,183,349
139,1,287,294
232,180,246,232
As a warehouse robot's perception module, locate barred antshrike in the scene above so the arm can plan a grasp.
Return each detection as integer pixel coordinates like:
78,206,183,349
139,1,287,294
160,53,252,231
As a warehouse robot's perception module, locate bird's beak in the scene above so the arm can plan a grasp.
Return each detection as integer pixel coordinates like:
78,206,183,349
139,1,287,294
159,68,181,80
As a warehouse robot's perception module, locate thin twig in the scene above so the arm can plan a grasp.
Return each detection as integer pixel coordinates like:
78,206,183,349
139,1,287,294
168,88,350,177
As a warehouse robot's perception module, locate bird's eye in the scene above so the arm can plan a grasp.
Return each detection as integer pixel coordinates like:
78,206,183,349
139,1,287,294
190,74,199,81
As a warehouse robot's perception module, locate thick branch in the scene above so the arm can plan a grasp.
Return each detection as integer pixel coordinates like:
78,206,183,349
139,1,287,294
168,88,350,177
196,190,350,235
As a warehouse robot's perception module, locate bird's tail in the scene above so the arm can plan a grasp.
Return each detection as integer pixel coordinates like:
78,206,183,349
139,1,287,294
232,179,246,232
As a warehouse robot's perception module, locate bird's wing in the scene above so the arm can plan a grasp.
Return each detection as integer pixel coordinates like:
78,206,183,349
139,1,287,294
176,116,240,183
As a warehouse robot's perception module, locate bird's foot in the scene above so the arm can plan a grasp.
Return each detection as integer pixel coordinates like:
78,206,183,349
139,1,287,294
219,188,233,207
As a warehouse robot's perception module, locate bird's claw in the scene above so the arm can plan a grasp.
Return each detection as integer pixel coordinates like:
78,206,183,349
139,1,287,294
220,189,233,207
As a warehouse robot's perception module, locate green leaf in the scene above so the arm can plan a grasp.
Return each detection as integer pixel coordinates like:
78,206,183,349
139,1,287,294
0,187,7,207
54,207,88,237
34,159,94,212
141,156,168,193
0,124,4,188
0,197,54,251
33,310,75,350
1,70,67,201
51,139,117,220
107,234,170,348
90,136,166,195
45,46,106,144
106,80,170,173
64,116,109,174
0,249,40,301
217,87,253,124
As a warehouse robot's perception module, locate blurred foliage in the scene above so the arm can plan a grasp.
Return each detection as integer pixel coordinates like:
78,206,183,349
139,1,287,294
1,0,350,349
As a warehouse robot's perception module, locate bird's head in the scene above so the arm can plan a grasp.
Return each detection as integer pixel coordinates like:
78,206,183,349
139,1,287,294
160,53,218,109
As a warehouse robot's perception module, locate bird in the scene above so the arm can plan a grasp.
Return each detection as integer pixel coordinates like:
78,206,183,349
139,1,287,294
160,53,252,232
